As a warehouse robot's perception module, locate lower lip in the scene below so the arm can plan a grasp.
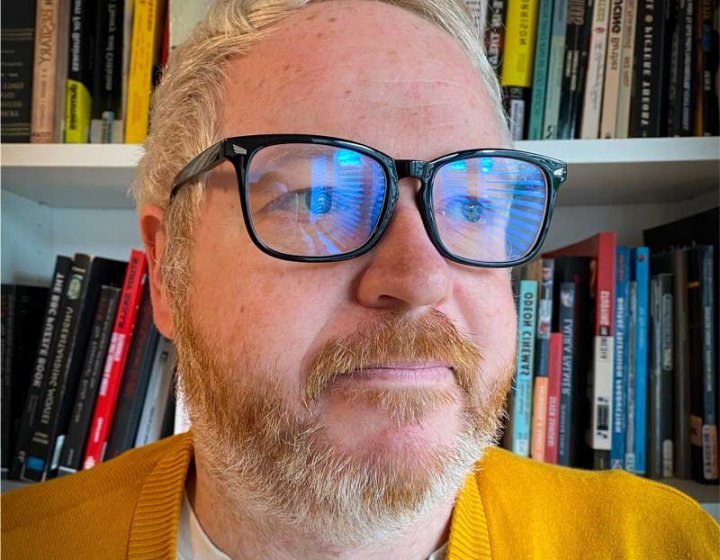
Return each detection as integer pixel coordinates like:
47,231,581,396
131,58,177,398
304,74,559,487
348,366,454,384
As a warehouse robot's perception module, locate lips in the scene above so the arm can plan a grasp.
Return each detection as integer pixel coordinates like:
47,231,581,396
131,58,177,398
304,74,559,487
347,364,454,383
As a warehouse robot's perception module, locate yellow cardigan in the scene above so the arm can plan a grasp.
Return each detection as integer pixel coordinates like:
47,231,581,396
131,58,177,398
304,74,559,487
2,432,718,559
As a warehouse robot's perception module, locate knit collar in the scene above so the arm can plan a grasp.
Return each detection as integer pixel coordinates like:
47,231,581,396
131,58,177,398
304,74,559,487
127,432,491,560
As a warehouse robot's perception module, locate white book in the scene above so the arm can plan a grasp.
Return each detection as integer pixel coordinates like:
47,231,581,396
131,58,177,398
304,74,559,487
599,0,625,139
614,0,638,138
580,0,612,139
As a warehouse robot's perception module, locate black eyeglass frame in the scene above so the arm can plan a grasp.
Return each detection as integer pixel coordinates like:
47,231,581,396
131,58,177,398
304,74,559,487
169,134,568,268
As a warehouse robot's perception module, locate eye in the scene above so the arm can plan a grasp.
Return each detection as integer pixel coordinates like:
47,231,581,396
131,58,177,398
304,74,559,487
441,195,490,223
305,186,333,215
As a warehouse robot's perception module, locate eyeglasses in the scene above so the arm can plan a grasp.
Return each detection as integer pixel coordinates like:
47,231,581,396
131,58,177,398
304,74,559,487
169,134,567,268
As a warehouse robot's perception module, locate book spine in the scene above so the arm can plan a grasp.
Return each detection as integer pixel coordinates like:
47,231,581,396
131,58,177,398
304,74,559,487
699,0,719,134
625,279,638,472
633,247,650,475
501,0,540,140
672,248,692,478
531,259,555,460
0,1,37,142
103,288,158,460
9,256,72,479
513,280,538,457
699,246,718,481
21,254,91,482
568,0,595,138
58,285,120,475
544,332,564,463
614,0,638,137
557,0,586,139
630,0,660,136
557,281,576,465
648,273,675,479
1,287,17,471
580,0,611,138
599,0,624,138
89,0,124,143
64,0,94,143
679,0,696,135
610,246,629,469
483,0,507,77
124,0,165,143
82,250,147,469
528,0,554,139
543,0,569,138
589,233,616,464
135,336,176,447
30,0,63,142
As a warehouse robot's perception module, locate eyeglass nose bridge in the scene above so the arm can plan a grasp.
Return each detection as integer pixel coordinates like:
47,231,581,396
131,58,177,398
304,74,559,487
394,159,428,181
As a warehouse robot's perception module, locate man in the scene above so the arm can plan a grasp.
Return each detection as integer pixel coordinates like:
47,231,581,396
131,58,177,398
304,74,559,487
2,0,718,558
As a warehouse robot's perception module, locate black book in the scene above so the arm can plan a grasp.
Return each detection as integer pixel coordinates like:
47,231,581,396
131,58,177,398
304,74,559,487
698,0,719,135
104,288,159,461
552,257,593,467
1,285,49,474
9,255,73,480
89,0,124,143
58,285,120,476
687,245,718,484
64,0,96,143
631,0,672,137
484,0,507,77
648,273,675,479
670,0,696,135
22,254,127,481
568,0,594,138
557,0,587,139
0,0,36,142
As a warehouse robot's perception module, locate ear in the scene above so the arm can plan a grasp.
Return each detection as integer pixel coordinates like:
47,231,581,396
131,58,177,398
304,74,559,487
139,204,175,339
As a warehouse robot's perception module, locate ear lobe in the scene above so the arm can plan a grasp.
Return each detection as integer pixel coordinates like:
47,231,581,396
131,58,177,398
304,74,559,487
139,204,174,339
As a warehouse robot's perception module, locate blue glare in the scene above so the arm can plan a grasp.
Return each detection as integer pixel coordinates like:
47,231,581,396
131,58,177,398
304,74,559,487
481,158,494,173
449,160,467,171
336,149,363,167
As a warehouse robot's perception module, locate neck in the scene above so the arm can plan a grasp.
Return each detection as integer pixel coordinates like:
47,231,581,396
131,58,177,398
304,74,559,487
187,459,455,560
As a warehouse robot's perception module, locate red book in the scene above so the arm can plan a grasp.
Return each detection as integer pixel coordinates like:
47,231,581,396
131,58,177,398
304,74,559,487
82,250,148,469
544,333,564,464
544,232,617,468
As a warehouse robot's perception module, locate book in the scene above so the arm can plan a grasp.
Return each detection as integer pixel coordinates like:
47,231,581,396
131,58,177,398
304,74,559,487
687,245,718,483
124,0,166,143
528,0,554,139
629,247,650,475
89,0,126,143
610,246,630,470
0,285,49,474
599,0,624,138
21,254,93,481
630,0,673,137
82,250,148,469
501,0,540,140
531,259,555,461
30,0,71,143
482,0,507,77
134,336,177,448
556,0,587,139
9,255,73,480
580,0,611,138
677,0,697,135
648,273,674,479
544,332,564,464
0,0,37,142
614,0,638,137
697,0,719,135
104,289,159,460
567,0,594,138
512,279,538,457
542,0,568,138
545,232,616,469
64,0,95,143
57,285,120,476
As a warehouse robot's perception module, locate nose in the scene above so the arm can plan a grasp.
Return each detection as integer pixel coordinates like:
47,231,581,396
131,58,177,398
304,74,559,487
355,177,453,310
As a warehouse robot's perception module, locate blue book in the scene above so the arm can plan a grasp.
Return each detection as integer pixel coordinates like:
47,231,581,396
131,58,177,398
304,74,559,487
632,247,650,475
611,246,630,469
528,0,554,139
512,279,538,457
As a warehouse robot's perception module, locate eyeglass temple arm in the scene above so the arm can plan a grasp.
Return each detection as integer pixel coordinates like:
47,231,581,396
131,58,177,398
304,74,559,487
169,141,236,200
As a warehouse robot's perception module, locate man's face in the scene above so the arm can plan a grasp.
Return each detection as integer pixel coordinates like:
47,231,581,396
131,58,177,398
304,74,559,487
171,0,516,540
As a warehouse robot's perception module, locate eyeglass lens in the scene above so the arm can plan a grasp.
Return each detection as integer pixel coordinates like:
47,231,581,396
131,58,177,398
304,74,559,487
245,143,548,263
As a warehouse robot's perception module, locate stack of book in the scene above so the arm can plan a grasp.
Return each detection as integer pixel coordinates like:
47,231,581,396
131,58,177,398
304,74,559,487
503,207,719,485
1,249,181,483
0,0,212,144
469,0,719,140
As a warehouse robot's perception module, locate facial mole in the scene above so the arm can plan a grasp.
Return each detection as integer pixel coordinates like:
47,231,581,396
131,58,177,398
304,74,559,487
328,16,337,22
344,89,352,96
283,64,291,72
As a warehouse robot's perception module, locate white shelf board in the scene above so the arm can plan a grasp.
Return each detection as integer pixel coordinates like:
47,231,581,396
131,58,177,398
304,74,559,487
1,138,718,209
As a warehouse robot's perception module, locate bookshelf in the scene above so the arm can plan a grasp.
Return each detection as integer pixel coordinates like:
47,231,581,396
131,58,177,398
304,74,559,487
1,137,719,519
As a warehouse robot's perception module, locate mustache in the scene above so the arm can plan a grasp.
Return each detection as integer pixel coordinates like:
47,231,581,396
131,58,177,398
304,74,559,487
303,310,483,407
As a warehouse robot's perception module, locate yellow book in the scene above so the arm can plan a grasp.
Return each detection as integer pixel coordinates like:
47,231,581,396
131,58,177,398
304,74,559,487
125,0,165,144
501,0,540,88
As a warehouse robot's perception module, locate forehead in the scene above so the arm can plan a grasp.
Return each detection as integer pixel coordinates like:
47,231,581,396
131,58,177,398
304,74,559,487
220,1,505,159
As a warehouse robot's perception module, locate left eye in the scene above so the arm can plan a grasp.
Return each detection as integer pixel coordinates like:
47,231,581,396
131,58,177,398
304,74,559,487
305,186,333,214
440,195,490,223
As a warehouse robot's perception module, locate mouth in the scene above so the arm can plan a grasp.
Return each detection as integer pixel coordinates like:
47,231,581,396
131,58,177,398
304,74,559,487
345,363,454,385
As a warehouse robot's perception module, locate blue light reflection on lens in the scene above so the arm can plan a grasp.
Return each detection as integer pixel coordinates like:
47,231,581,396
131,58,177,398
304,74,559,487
336,149,363,167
